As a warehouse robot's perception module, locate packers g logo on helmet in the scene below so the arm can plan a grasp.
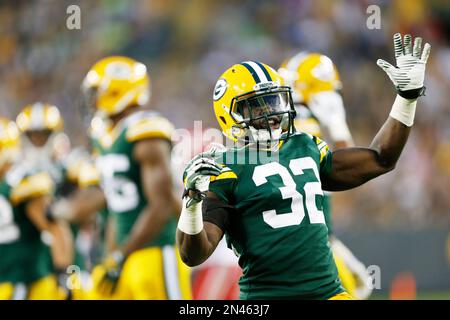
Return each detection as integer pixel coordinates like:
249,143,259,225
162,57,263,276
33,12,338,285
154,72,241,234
278,52,342,105
213,79,228,101
213,61,296,142
82,56,150,117
16,103,63,133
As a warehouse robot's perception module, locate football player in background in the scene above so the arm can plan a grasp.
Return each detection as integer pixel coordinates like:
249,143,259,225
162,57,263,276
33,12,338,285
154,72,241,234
81,56,191,299
177,34,430,299
0,118,68,299
49,147,107,299
278,52,372,299
15,104,74,295
16,103,71,183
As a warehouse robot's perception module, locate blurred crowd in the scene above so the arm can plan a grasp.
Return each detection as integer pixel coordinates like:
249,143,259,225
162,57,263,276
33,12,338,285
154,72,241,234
0,0,449,229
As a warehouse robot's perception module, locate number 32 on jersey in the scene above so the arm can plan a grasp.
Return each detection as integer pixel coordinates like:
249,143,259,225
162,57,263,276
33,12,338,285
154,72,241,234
252,156,325,229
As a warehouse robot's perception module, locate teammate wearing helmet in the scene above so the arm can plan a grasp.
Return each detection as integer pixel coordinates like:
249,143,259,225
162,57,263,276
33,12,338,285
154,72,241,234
82,56,191,299
16,103,70,183
177,34,431,299
16,103,78,297
278,52,372,299
0,118,66,299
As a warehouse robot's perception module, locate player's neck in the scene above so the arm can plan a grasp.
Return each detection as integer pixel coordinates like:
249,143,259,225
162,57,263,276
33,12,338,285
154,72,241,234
0,163,12,179
109,105,141,129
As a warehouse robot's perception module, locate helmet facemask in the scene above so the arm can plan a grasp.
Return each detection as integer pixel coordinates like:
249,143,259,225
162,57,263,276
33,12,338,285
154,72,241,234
230,86,296,145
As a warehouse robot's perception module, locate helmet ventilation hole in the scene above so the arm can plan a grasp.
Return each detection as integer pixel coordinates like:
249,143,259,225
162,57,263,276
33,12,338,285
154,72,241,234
219,116,227,124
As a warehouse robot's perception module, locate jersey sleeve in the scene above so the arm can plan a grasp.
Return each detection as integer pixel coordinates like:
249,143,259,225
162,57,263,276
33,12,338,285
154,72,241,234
10,172,54,205
313,136,333,177
77,161,101,189
208,166,237,205
125,115,175,143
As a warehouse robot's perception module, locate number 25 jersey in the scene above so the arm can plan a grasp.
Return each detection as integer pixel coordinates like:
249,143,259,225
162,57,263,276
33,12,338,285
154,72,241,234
92,110,177,247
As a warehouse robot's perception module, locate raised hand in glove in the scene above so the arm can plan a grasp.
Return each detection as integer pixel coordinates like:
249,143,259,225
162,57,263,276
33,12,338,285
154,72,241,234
377,33,431,99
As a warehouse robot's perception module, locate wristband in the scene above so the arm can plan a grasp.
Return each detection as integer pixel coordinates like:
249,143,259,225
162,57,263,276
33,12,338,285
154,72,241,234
396,86,426,99
389,95,417,127
177,197,203,235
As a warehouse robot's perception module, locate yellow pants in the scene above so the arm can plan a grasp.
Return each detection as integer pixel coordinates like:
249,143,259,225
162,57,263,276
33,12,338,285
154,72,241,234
328,292,355,300
333,253,358,298
90,245,191,300
0,275,66,300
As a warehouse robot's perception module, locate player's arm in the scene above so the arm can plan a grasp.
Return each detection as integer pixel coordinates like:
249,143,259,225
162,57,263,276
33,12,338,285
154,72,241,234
322,116,409,191
176,151,232,266
51,160,106,224
52,186,106,225
105,215,117,254
177,191,228,266
119,138,179,256
11,172,74,268
322,34,430,191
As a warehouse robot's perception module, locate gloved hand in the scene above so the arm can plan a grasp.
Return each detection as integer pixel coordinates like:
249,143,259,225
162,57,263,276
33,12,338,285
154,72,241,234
182,148,223,207
96,250,126,296
377,33,431,99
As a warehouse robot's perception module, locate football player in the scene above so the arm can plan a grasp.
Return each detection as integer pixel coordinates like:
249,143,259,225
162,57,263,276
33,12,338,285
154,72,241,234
16,103,70,183
82,56,191,299
16,103,76,296
278,52,372,299
0,118,66,299
49,147,107,299
176,34,430,299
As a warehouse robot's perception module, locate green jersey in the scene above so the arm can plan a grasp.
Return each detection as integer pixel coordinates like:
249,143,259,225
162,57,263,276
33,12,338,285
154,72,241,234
294,106,333,234
209,133,342,299
92,110,176,247
0,168,54,284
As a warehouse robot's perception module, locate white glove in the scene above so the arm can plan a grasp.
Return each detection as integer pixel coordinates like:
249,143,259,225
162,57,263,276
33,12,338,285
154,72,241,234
183,147,224,201
377,33,431,99
50,198,74,220
308,91,353,142
178,147,224,235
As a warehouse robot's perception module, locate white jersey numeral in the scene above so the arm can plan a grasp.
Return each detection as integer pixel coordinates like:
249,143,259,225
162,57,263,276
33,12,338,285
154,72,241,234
97,154,139,213
252,157,325,229
0,195,20,243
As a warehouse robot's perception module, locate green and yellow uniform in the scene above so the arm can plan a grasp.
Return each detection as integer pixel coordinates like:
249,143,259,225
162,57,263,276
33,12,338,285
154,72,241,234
0,169,64,299
294,106,358,297
294,106,334,234
209,133,343,299
77,159,109,265
91,110,191,300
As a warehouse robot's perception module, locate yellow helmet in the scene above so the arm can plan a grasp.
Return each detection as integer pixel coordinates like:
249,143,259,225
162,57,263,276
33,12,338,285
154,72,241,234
82,56,150,117
278,52,342,105
213,61,296,142
16,102,63,133
0,117,20,166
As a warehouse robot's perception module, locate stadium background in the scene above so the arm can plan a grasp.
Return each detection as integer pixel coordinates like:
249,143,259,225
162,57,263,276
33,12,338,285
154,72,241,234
0,0,449,299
